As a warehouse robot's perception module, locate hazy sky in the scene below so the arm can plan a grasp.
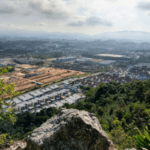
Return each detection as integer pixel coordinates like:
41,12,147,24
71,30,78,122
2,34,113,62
1,0,150,35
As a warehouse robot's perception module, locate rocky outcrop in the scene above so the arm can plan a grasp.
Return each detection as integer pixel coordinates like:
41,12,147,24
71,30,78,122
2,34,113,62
25,108,114,150
124,148,147,150
2,141,27,150
124,149,137,150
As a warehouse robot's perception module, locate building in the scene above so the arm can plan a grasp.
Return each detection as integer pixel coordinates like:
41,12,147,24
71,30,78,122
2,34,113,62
11,81,84,114
75,58,92,63
63,81,69,89
99,60,116,66
0,63,5,67
70,84,80,92
56,57,76,62
134,63,150,69
95,54,131,61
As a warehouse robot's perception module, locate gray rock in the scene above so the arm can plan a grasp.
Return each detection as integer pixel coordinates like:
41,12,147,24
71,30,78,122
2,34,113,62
124,148,147,150
125,148,137,150
2,141,27,150
25,108,114,150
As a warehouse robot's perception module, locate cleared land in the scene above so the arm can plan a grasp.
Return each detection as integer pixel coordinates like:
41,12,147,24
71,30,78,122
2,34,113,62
15,64,38,69
2,67,84,92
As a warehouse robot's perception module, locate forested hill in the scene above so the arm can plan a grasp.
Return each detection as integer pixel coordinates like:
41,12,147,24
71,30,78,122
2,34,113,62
63,80,150,149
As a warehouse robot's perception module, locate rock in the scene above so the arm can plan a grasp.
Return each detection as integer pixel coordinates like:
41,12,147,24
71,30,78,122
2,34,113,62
124,148,147,150
125,148,137,150
25,108,114,150
2,141,27,150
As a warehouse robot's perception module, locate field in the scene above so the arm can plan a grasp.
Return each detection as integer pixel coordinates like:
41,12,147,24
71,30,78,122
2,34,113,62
2,67,84,92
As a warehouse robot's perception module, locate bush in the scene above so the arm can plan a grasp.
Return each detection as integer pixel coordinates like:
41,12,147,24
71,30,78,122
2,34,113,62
30,61,44,66
136,126,150,149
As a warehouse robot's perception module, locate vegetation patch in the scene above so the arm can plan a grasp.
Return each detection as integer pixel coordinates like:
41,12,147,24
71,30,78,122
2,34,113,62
63,80,150,149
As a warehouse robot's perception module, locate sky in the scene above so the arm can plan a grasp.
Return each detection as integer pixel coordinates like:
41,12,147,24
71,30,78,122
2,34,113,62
1,0,150,35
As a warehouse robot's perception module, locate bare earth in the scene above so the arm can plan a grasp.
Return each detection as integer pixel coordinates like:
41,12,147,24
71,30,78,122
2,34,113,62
2,67,84,92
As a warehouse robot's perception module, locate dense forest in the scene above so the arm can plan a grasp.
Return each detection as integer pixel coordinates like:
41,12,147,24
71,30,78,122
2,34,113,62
1,80,150,149
63,81,150,149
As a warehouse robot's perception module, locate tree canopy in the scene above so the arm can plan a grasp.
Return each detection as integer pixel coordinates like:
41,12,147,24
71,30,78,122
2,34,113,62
63,80,150,149
0,67,18,147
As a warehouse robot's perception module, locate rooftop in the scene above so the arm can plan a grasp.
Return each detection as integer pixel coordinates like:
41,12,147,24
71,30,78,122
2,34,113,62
96,54,130,58
135,63,150,68
99,60,116,65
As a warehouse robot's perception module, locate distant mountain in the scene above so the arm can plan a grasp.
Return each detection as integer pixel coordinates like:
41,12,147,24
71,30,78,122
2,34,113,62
94,31,150,43
0,29,150,43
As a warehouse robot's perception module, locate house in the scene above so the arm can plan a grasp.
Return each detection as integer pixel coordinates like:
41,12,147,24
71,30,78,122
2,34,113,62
35,108,42,113
13,98,22,105
63,81,69,89
65,98,74,104
60,100,68,104
37,82,43,85
18,96,27,101
17,102,28,112
41,87,52,93
56,57,76,62
30,90,43,98
71,83,80,92
55,102,63,108
49,104,57,108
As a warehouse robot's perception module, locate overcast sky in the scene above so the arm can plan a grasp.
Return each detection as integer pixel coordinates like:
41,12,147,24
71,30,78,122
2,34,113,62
1,0,150,35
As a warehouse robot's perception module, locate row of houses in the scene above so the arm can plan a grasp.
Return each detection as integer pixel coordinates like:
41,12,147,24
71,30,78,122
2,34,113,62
12,93,84,114
4,81,85,114
56,57,76,62
73,73,134,88
12,85,60,103
63,81,80,92
129,64,150,80
12,88,68,104
50,62,107,73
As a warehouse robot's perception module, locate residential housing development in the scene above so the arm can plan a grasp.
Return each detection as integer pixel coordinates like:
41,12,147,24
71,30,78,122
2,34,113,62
4,83,85,114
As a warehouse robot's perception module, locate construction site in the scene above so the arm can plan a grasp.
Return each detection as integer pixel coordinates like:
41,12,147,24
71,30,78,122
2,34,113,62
1,66,84,92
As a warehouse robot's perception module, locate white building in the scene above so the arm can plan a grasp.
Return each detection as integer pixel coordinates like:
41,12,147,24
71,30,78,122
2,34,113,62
56,57,76,62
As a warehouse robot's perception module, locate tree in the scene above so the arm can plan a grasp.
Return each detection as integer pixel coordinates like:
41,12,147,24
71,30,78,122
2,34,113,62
30,61,44,66
0,67,18,147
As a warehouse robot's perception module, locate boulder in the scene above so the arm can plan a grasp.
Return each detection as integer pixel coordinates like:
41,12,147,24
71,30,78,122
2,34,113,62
2,141,27,150
125,148,137,150
25,108,114,150
124,148,147,150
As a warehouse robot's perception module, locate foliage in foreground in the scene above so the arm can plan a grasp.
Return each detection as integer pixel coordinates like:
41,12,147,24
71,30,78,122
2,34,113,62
0,107,58,141
0,67,18,147
136,126,150,149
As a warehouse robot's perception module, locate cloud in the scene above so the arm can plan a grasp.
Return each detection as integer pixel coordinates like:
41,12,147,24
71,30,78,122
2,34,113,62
38,22,47,26
137,2,150,11
0,1,17,14
28,0,74,20
86,16,112,26
68,16,112,27
23,9,33,16
108,12,123,20
68,21,85,26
